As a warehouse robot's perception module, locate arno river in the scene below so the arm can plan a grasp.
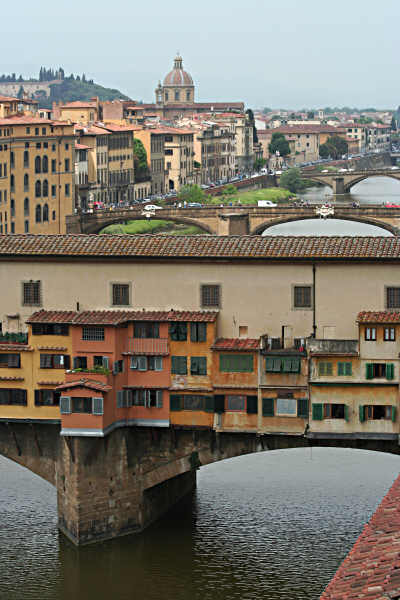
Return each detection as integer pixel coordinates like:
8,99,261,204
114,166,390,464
1,177,400,600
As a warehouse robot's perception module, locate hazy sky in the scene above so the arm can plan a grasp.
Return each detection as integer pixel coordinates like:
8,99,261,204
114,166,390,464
1,0,399,110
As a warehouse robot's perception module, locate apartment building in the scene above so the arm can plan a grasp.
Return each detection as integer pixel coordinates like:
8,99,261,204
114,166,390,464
134,127,168,196
52,98,99,124
158,126,194,190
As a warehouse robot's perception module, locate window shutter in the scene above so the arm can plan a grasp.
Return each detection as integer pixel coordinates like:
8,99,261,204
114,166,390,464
133,390,139,405
291,358,300,373
220,355,230,372
236,356,245,372
344,404,349,422
92,397,103,415
60,396,71,414
266,357,274,372
326,362,333,376
244,355,253,372
34,390,41,406
204,395,214,412
154,357,162,372
171,356,179,374
365,363,373,380
21,389,27,406
179,356,187,375
262,398,274,417
117,390,124,408
386,363,394,380
170,394,182,411
392,406,396,423
156,390,163,408
284,359,292,373
198,323,207,342
102,356,109,368
297,398,308,418
8,355,14,367
126,389,133,407
199,357,207,376
130,356,138,370
318,362,325,376
45,354,52,368
359,405,365,422
312,403,324,420
344,362,352,376
273,358,281,372
138,356,148,371
64,355,71,370
246,395,258,414
337,362,344,376
40,354,47,368
190,323,197,342
179,322,187,335
73,357,79,371
190,357,199,374
214,394,225,413
113,361,119,375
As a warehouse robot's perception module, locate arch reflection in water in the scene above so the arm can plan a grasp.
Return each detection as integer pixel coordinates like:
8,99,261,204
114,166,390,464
262,218,393,237
1,448,400,600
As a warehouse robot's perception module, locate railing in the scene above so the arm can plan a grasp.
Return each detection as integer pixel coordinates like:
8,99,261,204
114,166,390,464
127,337,169,355
263,337,308,351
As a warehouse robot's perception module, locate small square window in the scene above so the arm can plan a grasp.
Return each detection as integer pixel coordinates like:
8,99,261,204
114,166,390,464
293,285,312,309
365,327,377,341
22,281,41,306
112,283,130,306
200,284,221,308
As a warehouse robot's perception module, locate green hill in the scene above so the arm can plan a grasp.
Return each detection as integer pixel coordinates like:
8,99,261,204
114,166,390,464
39,78,131,109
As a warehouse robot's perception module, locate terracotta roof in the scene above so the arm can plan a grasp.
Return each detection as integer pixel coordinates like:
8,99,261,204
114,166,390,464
27,309,218,325
320,472,400,599
271,124,346,134
356,311,400,323
0,95,19,102
62,101,96,109
0,115,69,126
75,143,90,150
211,338,260,351
55,378,113,392
37,380,63,386
4,235,400,261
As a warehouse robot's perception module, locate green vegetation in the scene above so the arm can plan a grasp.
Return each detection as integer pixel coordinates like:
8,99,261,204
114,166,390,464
133,138,149,180
73,365,111,376
204,187,294,206
319,134,348,159
194,160,201,169
268,132,291,156
307,111,315,119
246,108,258,143
177,184,206,204
100,220,173,235
221,184,238,197
279,168,302,193
315,165,337,172
254,158,266,171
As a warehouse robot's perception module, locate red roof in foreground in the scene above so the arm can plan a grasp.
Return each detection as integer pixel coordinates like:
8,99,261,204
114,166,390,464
26,309,218,325
211,338,260,351
320,472,400,599
55,379,113,392
357,311,400,323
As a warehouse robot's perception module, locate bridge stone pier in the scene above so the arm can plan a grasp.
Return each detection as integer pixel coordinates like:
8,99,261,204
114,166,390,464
2,422,400,545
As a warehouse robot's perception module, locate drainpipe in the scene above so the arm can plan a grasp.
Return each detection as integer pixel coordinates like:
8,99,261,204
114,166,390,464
312,260,316,338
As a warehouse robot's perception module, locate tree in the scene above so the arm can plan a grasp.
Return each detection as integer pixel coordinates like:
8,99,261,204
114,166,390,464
279,168,301,193
17,85,24,99
319,142,335,159
177,184,205,203
194,160,201,169
82,73,86,82
268,132,290,156
307,111,314,119
222,184,238,197
253,158,266,171
246,108,258,143
76,75,81,82
262,107,271,115
18,74,23,82
391,116,397,132
320,135,348,159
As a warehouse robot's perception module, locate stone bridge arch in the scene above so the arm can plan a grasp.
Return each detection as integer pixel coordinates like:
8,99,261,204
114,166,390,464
341,172,400,193
250,214,400,236
79,213,217,235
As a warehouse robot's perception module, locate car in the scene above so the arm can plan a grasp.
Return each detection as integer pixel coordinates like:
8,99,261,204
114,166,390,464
321,169,328,173
143,204,163,210
257,200,277,207
187,202,202,207
338,168,347,172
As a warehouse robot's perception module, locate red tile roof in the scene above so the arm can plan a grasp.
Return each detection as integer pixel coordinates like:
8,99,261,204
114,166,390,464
62,101,96,109
211,338,260,351
27,309,218,325
356,311,400,323
55,378,113,392
271,124,346,134
0,95,19,102
0,115,69,126
3,235,400,261
320,473,400,599
75,143,91,150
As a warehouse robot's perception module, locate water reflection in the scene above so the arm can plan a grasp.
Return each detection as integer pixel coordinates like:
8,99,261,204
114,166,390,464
1,448,400,600
300,176,400,205
263,219,392,236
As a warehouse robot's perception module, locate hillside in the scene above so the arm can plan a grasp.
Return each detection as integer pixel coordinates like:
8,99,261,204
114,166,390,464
38,78,131,109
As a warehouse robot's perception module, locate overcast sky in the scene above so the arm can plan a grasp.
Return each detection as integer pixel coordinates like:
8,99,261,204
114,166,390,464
1,0,399,110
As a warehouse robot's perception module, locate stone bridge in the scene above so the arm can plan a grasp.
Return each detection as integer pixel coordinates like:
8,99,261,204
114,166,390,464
66,204,400,236
288,169,400,194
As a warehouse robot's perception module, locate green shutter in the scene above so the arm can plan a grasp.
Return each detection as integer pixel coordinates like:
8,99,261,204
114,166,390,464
198,357,207,376
283,359,292,373
204,395,214,412
170,394,182,411
386,363,394,380
365,363,373,380
236,356,245,372
198,323,207,342
312,403,324,420
190,357,199,374
273,358,282,372
326,362,333,376
171,356,179,374
392,406,396,423
344,404,349,422
262,398,274,417
266,357,274,372
244,355,253,372
179,356,187,375
337,362,345,376
246,395,258,414
345,362,352,376
359,405,365,422
220,355,230,372
291,358,300,373
190,323,197,342
297,398,308,418
318,362,325,376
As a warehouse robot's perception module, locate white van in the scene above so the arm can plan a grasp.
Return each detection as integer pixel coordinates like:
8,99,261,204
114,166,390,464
260,168,268,174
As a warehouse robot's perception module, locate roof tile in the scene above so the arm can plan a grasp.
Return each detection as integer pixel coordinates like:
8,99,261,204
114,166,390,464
27,309,218,325
211,338,260,351
356,312,400,323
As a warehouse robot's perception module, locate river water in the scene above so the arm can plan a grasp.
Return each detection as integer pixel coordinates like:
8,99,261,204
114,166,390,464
1,448,400,600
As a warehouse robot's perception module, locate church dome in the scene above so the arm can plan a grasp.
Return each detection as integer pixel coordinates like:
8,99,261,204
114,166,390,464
163,53,193,87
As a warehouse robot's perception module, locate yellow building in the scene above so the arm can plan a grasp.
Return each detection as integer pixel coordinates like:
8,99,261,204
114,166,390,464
52,99,99,125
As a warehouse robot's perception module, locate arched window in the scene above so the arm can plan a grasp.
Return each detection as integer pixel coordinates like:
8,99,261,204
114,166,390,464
10,174,15,192
35,180,41,198
24,198,29,216
10,199,15,217
35,205,42,223
24,151,29,167
42,179,48,197
24,173,29,191
42,203,49,222
35,156,41,174
10,151,15,168
42,155,48,173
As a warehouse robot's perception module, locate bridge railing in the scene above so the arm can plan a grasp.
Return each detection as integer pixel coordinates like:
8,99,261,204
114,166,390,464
126,338,169,355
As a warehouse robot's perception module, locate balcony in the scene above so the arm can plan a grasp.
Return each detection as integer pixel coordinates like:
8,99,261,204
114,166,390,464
126,337,169,355
261,336,308,353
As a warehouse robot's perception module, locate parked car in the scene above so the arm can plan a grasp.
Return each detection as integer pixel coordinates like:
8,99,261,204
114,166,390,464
143,204,163,210
187,202,202,207
258,200,277,207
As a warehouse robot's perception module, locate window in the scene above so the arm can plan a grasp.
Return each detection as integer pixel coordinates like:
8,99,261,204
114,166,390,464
365,327,377,341
82,327,105,341
35,127,39,135
337,362,352,376
175,92,180,101
386,287,400,309
24,220,29,233
130,356,162,371
384,327,395,341
35,156,41,173
43,203,49,222
35,204,41,223
65,158,70,171
73,356,88,370
171,356,187,374
42,156,48,173
52,211,56,220
0,353,21,368
65,184,70,196
34,390,60,406
22,281,41,306
293,285,312,308
190,323,207,342
133,322,159,339
65,143,69,151
165,149,173,155
42,180,48,197
169,322,187,341
359,405,394,422
365,363,394,380
219,355,253,372
0,389,27,405
226,395,246,412
112,283,130,306
72,397,92,413
190,357,207,375
40,354,70,369
35,180,41,198
24,151,29,167
113,359,125,374
276,398,297,416
26,127,30,134
23,173,29,191
51,159,56,173
201,284,221,308
32,323,69,335
312,403,348,421
129,389,163,408
263,397,308,418
42,127,46,135
51,185,56,197
265,357,300,373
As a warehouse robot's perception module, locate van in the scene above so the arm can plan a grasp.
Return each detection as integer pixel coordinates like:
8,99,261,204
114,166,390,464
260,168,268,174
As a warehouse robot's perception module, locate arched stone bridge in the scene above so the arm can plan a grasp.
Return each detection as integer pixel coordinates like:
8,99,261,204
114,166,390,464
66,204,400,237
288,169,400,194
